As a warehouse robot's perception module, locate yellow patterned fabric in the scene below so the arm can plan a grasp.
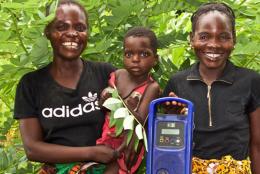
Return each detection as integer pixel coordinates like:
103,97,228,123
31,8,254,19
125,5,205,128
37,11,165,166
192,155,251,174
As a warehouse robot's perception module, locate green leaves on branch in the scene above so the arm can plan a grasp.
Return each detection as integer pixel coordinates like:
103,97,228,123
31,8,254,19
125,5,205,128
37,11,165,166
102,88,148,151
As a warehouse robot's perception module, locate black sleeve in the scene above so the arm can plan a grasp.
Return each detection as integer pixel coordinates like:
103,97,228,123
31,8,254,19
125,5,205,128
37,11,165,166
14,73,38,119
101,62,116,83
162,76,177,97
248,74,260,113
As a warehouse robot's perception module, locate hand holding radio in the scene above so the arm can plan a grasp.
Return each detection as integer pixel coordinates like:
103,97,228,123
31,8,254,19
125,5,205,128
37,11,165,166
164,92,187,115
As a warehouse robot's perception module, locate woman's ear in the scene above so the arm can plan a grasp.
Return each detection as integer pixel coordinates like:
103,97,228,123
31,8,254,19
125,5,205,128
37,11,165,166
154,54,159,66
44,25,51,39
189,32,194,49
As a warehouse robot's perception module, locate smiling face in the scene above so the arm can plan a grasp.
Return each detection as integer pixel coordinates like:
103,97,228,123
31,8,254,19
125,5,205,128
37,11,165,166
191,11,235,70
46,3,87,60
123,36,158,78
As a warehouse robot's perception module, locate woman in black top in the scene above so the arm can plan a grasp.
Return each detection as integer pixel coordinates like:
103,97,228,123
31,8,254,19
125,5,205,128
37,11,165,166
163,2,260,173
14,0,117,173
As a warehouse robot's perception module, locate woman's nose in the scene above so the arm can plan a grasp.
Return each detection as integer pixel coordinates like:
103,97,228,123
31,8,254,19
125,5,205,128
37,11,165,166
66,30,78,37
207,38,221,48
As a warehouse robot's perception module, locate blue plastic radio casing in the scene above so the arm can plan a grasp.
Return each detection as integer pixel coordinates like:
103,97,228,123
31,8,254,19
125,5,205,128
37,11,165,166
146,97,194,174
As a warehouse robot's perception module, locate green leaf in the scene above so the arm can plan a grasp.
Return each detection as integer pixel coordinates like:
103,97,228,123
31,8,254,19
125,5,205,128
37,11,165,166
114,107,129,119
179,58,191,71
0,31,11,41
0,149,9,170
109,111,116,127
1,2,27,9
123,115,134,130
49,0,58,15
135,124,143,140
42,14,55,24
105,87,116,94
134,137,140,152
30,37,49,60
0,42,18,54
115,119,124,136
103,97,122,111
126,130,133,146
112,89,119,98
233,42,260,55
83,37,112,55
171,46,185,67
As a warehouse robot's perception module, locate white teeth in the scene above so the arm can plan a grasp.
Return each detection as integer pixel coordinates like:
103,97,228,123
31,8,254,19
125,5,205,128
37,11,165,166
206,53,221,58
205,53,221,60
62,42,78,49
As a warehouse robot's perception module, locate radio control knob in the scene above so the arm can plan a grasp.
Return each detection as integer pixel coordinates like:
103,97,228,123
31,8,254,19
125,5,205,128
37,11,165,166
176,137,181,144
157,168,169,174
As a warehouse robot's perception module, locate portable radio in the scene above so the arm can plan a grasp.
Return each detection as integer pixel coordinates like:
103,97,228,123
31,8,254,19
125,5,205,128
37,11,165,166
146,97,194,174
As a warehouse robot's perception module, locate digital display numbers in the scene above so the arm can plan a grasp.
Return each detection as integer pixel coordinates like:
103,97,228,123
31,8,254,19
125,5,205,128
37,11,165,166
161,128,180,135
167,123,175,128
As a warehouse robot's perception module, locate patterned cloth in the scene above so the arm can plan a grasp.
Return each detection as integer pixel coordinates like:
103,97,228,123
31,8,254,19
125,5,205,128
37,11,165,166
192,155,251,174
38,163,106,174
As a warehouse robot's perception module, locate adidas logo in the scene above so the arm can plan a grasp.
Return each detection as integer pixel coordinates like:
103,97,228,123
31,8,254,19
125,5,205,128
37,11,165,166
82,92,97,102
42,92,100,118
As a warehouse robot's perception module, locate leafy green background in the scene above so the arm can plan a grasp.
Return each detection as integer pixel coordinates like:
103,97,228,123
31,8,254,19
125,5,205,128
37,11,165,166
0,0,259,173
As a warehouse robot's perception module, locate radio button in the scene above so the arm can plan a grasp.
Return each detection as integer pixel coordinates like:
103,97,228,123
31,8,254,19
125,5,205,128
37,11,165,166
157,168,169,174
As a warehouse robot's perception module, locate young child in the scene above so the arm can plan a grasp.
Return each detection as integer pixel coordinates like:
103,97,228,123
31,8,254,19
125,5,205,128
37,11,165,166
163,2,260,173
96,27,160,174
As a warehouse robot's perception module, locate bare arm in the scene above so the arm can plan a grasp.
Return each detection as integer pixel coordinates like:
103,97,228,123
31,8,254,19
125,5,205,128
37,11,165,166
19,117,115,164
120,82,160,169
132,82,160,125
250,107,260,174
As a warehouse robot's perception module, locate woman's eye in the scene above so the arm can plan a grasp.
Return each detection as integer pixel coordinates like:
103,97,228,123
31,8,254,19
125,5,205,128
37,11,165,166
220,34,231,41
199,35,208,40
75,24,87,32
56,23,68,31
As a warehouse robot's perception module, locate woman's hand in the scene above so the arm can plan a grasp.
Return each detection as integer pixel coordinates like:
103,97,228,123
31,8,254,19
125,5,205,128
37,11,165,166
92,145,117,163
164,92,187,114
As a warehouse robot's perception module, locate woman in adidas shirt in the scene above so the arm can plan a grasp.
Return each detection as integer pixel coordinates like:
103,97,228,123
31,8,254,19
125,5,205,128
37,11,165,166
14,0,117,173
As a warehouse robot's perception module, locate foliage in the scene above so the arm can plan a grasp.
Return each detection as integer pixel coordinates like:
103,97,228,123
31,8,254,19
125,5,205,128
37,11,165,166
102,87,148,151
0,0,259,173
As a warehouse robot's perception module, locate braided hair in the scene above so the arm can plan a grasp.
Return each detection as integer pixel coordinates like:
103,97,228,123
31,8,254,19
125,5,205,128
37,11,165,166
46,0,88,28
191,2,236,42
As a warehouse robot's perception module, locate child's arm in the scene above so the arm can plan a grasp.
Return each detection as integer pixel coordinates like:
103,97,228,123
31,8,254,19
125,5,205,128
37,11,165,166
130,82,160,125
122,82,160,170
133,81,161,123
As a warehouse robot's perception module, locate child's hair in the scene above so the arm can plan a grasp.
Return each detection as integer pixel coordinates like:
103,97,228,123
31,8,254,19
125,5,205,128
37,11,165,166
124,27,158,55
191,2,236,41
46,0,88,27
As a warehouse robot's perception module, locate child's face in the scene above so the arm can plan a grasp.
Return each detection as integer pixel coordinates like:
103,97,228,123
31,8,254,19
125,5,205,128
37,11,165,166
46,4,88,60
191,11,235,70
123,36,157,77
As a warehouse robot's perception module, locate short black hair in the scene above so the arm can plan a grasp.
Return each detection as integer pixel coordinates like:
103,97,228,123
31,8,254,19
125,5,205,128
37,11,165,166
191,2,236,42
46,0,88,27
124,27,158,54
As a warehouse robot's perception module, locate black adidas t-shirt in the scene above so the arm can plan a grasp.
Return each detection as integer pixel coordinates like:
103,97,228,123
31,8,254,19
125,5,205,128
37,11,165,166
14,60,115,147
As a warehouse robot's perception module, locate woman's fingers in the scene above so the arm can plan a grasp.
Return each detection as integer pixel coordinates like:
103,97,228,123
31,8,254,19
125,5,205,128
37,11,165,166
169,92,177,97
